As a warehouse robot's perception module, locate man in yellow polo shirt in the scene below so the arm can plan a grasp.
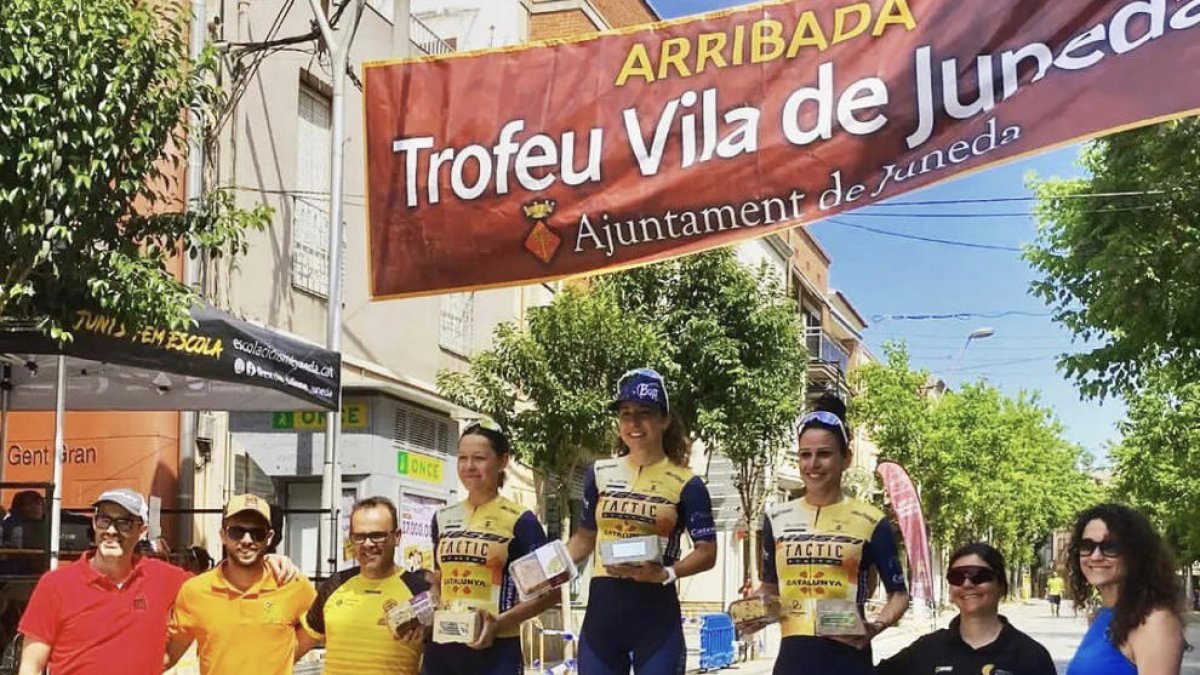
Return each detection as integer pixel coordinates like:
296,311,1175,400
301,496,432,675
165,494,317,674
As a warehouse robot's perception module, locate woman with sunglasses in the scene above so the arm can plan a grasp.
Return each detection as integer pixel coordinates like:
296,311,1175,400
567,368,718,675
749,394,909,675
423,422,557,675
877,542,1055,674
1066,503,1184,675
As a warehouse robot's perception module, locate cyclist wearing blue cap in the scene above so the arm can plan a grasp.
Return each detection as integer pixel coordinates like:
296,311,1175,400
567,368,718,675
748,394,910,675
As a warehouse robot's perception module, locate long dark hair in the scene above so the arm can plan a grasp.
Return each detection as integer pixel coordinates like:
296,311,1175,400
949,541,1009,596
1068,503,1181,646
799,393,852,456
616,411,690,467
460,423,512,487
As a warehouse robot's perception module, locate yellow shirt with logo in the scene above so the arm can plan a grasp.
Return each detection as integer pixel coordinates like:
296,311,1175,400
762,496,907,638
168,562,317,675
583,457,716,577
301,567,431,675
433,496,546,638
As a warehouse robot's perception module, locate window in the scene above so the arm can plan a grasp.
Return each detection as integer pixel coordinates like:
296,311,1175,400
292,86,331,297
439,293,474,356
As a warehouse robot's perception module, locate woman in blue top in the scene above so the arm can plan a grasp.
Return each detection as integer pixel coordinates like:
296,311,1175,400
1066,503,1184,675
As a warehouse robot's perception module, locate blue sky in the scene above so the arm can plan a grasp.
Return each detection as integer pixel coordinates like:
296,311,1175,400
648,0,1126,460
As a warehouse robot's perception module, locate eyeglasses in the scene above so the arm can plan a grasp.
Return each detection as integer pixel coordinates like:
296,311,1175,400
225,526,269,543
93,515,141,534
947,565,1000,586
349,531,392,545
1077,538,1121,558
798,411,850,447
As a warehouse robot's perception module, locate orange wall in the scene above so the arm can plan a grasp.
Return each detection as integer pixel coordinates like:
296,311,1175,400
3,411,180,511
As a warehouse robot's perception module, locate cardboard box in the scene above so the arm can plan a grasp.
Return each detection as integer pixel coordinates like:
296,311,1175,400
727,596,782,629
599,535,662,566
511,540,577,601
432,609,482,644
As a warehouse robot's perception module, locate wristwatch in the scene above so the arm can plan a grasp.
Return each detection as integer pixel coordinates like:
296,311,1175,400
661,566,678,585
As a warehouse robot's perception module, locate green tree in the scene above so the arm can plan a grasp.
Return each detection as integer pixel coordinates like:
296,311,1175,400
436,285,668,518
600,249,808,583
853,343,1096,591
1110,367,1200,563
0,0,268,338
1027,118,1200,400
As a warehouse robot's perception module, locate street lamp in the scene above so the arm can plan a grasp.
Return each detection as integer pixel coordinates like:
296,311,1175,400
948,327,995,384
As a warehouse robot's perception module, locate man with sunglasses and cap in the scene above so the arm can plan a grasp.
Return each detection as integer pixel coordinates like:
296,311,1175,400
164,494,317,674
17,488,190,675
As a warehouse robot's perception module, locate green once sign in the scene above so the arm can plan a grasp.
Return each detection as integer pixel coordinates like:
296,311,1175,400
396,450,444,485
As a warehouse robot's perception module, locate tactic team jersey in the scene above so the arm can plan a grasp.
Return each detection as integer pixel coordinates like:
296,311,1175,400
762,496,907,638
302,567,431,675
431,496,547,638
581,456,716,577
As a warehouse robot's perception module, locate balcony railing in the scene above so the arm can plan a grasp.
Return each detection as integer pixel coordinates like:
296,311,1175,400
410,15,454,56
806,328,850,374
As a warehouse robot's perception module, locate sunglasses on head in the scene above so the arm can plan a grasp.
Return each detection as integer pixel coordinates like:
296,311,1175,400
1076,538,1121,558
466,418,504,434
947,565,1000,587
93,514,141,534
798,411,850,447
225,525,269,543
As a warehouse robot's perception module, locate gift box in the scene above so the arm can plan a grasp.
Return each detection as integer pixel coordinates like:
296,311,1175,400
510,540,577,601
727,596,782,629
813,599,867,636
599,535,662,566
432,609,483,644
385,591,436,633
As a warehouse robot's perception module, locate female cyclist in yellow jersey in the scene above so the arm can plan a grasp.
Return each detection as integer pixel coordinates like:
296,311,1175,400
751,395,910,675
567,368,718,675
424,423,558,675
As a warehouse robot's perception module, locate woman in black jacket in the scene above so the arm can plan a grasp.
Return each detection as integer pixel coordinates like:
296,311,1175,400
877,542,1055,675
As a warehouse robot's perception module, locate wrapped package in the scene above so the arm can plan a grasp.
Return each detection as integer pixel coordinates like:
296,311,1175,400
599,535,662,566
385,591,436,633
814,599,867,636
432,609,483,644
727,596,782,630
510,540,577,601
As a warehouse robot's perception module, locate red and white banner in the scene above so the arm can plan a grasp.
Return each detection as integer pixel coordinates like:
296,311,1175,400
364,0,1200,297
877,460,935,610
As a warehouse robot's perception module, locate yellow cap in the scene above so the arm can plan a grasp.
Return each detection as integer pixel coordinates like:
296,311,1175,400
224,493,271,525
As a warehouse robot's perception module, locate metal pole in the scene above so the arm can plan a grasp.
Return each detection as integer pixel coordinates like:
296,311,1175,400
0,364,11,482
177,0,208,555
49,356,66,570
308,0,364,577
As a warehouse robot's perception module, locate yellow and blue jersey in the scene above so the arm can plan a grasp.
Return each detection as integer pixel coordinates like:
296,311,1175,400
581,456,716,575
762,495,907,638
431,496,546,638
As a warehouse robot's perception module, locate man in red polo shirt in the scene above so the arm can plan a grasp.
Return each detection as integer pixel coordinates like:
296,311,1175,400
17,488,186,675
16,488,300,675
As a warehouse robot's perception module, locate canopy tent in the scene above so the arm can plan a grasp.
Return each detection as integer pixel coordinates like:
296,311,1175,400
0,304,342,568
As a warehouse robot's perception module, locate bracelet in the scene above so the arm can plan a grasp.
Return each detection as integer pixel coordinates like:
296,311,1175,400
661,566,678,585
